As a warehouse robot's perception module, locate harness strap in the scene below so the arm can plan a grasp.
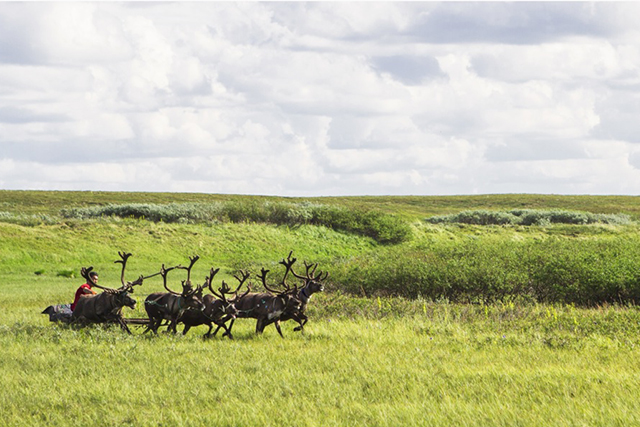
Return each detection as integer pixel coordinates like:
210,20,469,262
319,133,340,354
300,287,311,304
145,300,167,309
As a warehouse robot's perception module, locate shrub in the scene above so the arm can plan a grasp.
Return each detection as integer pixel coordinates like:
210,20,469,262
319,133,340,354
56,269,76,278
426,209,632,226
331,235,640,306
0,211,59,226
60,202,412,244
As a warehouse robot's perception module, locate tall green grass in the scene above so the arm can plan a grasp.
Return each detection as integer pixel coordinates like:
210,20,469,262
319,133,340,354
2,295,640,427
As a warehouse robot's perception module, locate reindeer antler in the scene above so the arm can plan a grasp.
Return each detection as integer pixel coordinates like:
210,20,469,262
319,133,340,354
205,267,221,296
257,267,287,295
81,266,118,294
123,275,144,293
160,264,182,295
290,254,329,283
179,255,200,285
278,251,298,294
232,270,251,294
114,251,133,287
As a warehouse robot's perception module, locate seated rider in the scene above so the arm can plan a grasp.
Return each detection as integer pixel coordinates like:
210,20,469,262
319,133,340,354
71,271,98,311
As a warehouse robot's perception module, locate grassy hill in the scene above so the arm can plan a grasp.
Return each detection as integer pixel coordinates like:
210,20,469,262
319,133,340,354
3,190,640,305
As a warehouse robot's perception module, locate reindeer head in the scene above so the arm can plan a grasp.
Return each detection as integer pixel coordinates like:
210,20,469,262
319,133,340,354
160,260,205,312
257,265,303,314
183,282,206,312
115,288,137,310
281,251,328,296
206,268,251,319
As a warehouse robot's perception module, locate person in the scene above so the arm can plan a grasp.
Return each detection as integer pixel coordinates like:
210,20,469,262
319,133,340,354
71,271,98,311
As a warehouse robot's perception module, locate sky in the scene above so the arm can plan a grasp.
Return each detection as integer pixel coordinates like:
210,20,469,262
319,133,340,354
1,2,640,197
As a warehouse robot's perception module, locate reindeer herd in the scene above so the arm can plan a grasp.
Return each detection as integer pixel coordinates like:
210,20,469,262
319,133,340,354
46,251,328,338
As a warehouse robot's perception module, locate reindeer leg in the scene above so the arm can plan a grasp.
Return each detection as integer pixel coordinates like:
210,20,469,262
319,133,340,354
223,326,233,340
182,325,191,336
118,318,132,334
152,318,163,334
203,323,213,339
274,320,284,338
145,319,155,334
211,322,232,339
218,315,234,339
293,314,308,332
213,316,234,337
168,319,178,334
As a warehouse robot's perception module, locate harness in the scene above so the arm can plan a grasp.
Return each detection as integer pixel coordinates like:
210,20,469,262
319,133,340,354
145,296,186,313
145,299,169,310
236,296,285,317
300,287,311,304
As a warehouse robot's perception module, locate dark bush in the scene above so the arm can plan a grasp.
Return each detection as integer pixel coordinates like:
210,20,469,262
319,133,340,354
331,236,640,306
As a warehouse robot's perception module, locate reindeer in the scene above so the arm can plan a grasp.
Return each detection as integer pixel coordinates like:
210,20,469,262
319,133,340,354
178,268,251,339
71,251,144,334
278,251,328,332
217,259,303,338
144,255,205,334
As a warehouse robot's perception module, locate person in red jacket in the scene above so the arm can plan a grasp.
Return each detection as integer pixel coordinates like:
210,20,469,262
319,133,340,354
71,271,98,311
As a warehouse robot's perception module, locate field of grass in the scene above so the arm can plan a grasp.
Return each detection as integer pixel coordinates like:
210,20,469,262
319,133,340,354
2,191,640,426
4,190,640,220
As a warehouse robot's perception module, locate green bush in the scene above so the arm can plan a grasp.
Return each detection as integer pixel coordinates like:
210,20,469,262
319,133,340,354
426,209,632,226
60,202,412,244
331,236,640,305
0,211,58,226
60,203,223,224
56,269,76,278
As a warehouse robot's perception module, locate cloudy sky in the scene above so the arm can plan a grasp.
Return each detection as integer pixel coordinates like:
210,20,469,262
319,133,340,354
1,2,640,196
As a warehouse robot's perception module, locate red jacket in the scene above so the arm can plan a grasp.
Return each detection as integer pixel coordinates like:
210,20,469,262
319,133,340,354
71,283,94,311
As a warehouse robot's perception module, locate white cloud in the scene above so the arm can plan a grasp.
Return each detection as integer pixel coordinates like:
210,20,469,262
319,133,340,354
2,2,640,196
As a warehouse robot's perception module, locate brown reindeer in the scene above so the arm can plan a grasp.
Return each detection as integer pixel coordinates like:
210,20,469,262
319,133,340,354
178,268,251,338
278,252,328,332
217,260,302,338
71,251,144,334
144,255,205,334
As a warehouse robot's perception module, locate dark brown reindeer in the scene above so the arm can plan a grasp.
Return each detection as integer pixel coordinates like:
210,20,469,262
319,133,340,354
278,252,328,332
71,251,144,334
217,260,302,338
144,255,205,334
178,268,251,339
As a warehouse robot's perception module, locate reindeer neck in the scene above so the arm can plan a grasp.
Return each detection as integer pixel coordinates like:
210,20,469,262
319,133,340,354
299,286,312,304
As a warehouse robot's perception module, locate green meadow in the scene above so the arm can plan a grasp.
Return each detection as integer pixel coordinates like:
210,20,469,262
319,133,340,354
2,191,640,426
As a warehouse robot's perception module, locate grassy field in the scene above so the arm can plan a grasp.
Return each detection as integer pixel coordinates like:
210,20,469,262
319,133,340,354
4,190,640,220
2,191,640,426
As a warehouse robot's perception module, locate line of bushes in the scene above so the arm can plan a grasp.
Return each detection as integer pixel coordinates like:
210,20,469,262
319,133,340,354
331,235,640,306
59,201,412,244
426,209,632,226
0,212,58,226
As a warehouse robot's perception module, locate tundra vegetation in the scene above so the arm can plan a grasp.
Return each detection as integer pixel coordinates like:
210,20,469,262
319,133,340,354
1,191,640,426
